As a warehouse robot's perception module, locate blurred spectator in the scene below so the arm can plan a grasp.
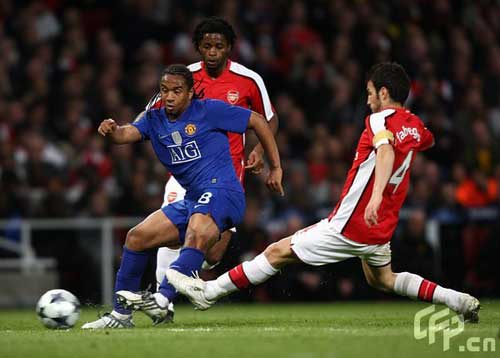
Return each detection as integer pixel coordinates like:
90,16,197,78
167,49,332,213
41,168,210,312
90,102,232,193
455,169,498,208
464,120,500,175
392,209,435,280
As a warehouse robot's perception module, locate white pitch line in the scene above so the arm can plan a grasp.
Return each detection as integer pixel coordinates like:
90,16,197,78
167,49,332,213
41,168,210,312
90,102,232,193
164,328,214,332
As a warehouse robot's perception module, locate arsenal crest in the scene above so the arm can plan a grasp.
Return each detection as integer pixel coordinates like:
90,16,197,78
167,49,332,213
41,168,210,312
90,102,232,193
171,131,182,145
185,124,197,136
227,90,239,104
167,192,177,203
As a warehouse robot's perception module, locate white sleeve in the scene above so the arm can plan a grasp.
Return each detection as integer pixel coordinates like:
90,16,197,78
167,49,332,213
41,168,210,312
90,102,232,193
369,109,395,148
145,92,161,111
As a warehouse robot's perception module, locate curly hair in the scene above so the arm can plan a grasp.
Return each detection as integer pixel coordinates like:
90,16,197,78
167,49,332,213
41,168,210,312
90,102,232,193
192,16,236,50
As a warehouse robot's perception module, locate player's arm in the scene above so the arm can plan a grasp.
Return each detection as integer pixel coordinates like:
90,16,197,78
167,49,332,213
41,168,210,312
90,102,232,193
268,113,279,133
245,113,279,174
247,112,284,196
245,112,279,151
244,73,278,174
97,118,142,144
363,110,397,226
364,143,395,227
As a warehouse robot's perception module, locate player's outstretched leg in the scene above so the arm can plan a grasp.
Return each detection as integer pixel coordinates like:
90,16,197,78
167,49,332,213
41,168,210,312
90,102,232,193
361,261,480,323
167,237,298,310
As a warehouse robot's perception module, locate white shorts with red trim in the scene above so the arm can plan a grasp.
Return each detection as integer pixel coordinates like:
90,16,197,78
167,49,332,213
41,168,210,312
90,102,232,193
161,176,236,233
290,219,391,267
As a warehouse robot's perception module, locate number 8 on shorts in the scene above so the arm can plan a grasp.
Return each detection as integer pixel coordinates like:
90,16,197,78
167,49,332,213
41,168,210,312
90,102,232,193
198,192,213,204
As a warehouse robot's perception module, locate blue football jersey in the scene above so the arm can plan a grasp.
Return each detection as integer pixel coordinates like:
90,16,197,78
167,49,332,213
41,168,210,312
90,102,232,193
132,99,251,198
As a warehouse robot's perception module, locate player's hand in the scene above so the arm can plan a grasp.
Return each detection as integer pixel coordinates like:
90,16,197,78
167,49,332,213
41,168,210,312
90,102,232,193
266,167,284,196
245,150,264,175
364,194,382,227
98,119,117,136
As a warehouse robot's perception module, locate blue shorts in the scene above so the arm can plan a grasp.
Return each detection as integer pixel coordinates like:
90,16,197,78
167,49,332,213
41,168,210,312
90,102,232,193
161,188,245,244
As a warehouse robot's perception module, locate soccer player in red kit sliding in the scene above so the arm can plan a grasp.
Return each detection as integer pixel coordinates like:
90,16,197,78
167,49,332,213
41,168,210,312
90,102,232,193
167,62,480,322
147,17,278,321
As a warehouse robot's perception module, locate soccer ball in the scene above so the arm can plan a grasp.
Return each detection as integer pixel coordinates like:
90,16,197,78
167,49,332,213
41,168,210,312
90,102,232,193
36,289,81,329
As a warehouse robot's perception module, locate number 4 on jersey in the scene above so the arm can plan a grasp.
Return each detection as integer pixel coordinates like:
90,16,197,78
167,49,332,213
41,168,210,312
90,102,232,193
388,150,413,193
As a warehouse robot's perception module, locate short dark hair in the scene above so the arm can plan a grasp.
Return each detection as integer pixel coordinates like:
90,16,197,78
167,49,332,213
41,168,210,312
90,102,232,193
192,17,236,50
367,62,411,104
162,64,194,90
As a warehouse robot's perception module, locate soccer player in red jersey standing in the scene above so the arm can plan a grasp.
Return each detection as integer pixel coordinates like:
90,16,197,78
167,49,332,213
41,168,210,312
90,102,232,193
147,17,278,321
167,62,480,323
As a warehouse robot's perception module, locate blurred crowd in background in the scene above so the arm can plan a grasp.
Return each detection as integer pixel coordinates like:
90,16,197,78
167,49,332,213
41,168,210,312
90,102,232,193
0,0,499,303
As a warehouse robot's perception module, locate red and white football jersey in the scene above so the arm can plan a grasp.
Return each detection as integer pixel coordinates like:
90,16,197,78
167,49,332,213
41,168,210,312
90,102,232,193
147,60,274,184
328,107,434,245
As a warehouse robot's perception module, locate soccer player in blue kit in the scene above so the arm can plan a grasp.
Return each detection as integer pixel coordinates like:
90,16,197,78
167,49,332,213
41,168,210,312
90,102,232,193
82,64,283,329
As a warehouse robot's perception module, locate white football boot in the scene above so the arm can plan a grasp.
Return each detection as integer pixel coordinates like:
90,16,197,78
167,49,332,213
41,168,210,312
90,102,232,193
81,312,134,329
456,294,480,323
116,290,173,325
166,269,215,311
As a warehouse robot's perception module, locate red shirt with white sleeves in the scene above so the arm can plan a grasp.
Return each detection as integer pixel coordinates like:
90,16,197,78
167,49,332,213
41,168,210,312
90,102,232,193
328,107,434,245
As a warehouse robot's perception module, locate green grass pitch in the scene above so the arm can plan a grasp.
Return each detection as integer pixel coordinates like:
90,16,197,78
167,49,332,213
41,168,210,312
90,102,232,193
1,301,498,358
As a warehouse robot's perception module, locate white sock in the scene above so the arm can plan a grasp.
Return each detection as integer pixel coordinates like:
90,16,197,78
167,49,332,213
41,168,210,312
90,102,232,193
205,273,236,300
205,254,279,300
156,247,181,289
243,253,279,284
394,272,463,311
432,286,463,312
153,292,169,309
111,310,131,319
393,272,423,299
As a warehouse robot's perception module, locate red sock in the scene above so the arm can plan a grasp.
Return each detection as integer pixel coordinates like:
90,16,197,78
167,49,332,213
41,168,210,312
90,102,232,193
228,264,251,290
418,279,437,302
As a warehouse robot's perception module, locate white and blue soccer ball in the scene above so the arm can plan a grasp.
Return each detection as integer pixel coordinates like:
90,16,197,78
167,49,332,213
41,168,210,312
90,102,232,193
36,289,81,329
